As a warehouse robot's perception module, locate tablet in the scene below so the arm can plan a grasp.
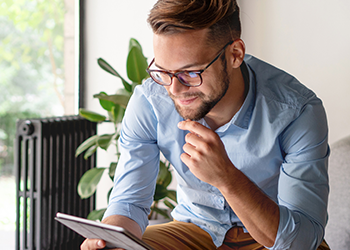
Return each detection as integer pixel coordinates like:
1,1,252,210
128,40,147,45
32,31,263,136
55,212,154,250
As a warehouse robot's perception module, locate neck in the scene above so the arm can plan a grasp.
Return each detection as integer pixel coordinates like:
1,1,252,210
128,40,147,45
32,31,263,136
204,67,247,131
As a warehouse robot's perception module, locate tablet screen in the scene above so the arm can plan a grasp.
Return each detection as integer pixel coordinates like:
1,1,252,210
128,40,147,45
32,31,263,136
55,212,154,250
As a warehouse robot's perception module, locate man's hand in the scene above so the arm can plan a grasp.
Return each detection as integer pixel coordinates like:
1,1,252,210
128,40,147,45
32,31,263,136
80,215,142,250
177,120,235,189
80,238,125,250
80,239,107,250
178,119,279,247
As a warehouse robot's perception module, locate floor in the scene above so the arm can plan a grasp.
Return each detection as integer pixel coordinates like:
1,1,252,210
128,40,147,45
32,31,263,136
0,176,16,249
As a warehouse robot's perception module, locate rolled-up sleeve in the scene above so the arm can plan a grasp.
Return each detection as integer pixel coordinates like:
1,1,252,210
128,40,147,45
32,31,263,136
268,98,329,249
103,85,159,233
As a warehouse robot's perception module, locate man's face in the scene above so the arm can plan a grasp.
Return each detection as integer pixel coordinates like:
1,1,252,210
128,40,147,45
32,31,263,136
153,29,231,121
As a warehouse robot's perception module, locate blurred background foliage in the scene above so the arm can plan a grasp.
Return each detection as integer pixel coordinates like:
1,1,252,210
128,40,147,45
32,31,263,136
0,4,67,249
0,0,65,175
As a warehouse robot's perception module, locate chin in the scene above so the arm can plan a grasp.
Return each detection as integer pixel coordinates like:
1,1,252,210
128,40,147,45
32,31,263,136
176,105,209,121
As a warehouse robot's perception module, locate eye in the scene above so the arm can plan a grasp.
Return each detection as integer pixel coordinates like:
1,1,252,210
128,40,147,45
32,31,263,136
154,71,167,81
187,72,199,78
153,72,163,80
178,71,199,79
177,71,201,86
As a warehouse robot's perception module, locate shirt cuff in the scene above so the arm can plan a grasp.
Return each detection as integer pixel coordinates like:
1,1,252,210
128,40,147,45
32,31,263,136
267,205,324,250
103,202,150,233
266,205,300,250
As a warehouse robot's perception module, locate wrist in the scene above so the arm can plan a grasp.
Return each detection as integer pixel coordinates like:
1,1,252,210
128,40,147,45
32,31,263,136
215,164,242,195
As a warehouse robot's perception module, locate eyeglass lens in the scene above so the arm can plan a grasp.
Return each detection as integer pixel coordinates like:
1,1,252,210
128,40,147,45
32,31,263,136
150,71,201,86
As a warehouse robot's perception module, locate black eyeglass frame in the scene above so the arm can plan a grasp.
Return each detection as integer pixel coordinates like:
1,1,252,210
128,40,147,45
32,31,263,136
146,40,234,87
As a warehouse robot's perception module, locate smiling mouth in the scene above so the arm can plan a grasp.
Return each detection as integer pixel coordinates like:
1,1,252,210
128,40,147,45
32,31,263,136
177,96,198,105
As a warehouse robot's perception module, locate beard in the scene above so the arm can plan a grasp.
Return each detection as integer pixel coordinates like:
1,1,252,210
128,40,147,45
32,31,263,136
169,59,230,121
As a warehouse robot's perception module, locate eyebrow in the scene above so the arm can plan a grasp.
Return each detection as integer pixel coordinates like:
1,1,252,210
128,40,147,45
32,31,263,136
154,61,206,71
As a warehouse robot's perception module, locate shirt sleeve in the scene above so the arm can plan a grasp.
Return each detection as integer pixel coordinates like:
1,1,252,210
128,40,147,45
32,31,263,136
268,97,329,250
103,85,159,233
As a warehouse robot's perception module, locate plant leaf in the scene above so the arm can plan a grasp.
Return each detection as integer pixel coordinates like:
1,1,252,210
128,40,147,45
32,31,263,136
127,46,148,84
79,108,106,122
157,161,172,188
166,190,177,203
97,133,115,151
157,161,168,184
111,104,125,124
97,58,121,77
163,199,175,210
107,187,113,203
87,208,107,221
162,168,172,188
97,58,132,92
98,91,115,111
150,206,170,219
93,93,130,109
129,38,143,53
108,162,118,180
75,135,98,157
154,184,168,201
78,167,106,199
84,144,97,160
131,82,139,92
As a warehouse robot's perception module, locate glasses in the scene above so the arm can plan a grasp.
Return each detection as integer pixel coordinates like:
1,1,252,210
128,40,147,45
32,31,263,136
146,40,234,87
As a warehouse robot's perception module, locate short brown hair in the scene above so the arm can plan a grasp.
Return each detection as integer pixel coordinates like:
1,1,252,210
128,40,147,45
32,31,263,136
147,0,241,48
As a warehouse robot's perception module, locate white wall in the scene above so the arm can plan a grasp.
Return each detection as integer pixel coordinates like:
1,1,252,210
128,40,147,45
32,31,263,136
238,0,350,144
85,1,350,208
85,0,155,113
85,0,156,209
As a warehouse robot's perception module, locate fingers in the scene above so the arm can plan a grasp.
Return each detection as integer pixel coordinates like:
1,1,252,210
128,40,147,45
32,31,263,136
178,120,219,145
80,239,125,250
178,120,208,148
80,239,106,250
180,151,191,164
180,130,206,168
180,121,217,155
178,120,208,138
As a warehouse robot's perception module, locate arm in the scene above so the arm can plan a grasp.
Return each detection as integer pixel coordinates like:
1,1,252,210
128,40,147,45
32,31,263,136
216,167,279,247
81,85,160,249
104,85,159,232
102,215,143,239
80,215,142,250
178,98,329,249
178,120,279,247
274,100,329,249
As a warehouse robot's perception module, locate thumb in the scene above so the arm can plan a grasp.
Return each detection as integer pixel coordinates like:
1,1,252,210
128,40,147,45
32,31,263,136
97,240,106,248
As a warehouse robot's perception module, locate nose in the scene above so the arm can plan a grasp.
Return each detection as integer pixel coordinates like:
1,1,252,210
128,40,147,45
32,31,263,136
168,76,190,95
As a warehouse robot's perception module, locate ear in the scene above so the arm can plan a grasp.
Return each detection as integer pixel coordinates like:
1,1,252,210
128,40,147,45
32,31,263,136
227,39,245,69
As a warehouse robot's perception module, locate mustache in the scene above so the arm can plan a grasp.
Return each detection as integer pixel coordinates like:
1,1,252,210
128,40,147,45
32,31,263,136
168,92,203,99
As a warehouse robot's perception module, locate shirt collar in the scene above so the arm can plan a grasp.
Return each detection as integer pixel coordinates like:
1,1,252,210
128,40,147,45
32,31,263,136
213,59,256,133
197,58,256,132
233,59,256,129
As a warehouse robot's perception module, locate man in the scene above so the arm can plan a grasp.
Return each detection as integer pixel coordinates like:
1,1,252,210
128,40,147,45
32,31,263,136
82,0,330,249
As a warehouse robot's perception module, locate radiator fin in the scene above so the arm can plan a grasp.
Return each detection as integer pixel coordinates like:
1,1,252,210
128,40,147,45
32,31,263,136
15,116,97,250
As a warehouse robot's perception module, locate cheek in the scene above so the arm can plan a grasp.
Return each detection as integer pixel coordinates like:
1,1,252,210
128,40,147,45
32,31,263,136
202,65,229,90
163,85,173,94
199,76,218,95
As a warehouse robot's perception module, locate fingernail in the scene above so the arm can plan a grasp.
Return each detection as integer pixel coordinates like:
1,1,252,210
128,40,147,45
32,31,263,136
178,121,183,128
97,240,103,247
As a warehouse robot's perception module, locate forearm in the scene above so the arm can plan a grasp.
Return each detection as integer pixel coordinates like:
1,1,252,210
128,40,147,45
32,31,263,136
178,120,280,246
102,215,143,239
218,167,279,247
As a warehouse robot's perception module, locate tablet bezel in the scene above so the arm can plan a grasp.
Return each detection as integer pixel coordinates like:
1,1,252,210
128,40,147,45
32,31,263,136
55,212,154,250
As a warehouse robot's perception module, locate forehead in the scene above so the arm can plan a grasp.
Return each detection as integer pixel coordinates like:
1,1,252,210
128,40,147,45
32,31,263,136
153,29,216,70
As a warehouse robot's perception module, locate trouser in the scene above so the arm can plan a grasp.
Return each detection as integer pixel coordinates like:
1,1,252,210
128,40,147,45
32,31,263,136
142,221,330,250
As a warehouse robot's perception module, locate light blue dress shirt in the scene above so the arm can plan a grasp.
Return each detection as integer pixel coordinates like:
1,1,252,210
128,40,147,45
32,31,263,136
104,55,329,249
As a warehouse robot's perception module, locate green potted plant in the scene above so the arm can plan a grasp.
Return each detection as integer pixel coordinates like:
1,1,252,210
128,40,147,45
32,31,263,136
76,38,177,221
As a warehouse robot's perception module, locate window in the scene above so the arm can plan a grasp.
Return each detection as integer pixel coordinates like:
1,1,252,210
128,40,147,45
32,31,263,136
0,0,80,248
